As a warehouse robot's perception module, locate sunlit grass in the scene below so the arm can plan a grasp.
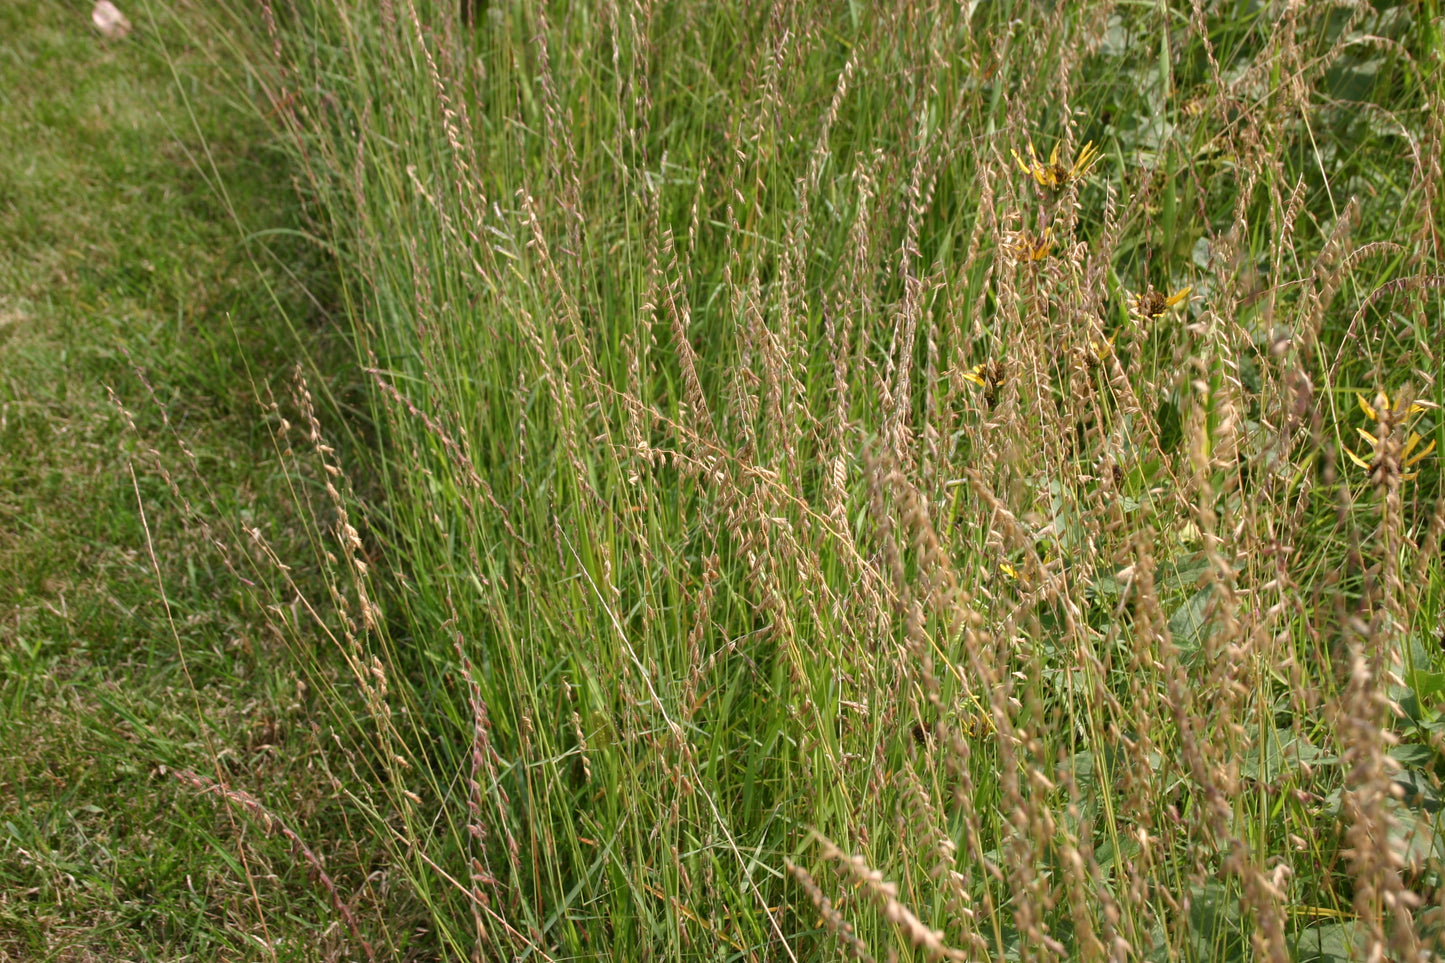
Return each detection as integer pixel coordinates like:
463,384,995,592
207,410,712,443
183,0,1445,959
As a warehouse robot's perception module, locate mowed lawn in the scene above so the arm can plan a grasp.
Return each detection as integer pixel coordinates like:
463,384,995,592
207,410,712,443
0,3,368,959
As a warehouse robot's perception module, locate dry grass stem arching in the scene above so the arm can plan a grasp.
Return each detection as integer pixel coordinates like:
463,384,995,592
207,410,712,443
816,838,971,963
176,770,376,963
785,859,878,963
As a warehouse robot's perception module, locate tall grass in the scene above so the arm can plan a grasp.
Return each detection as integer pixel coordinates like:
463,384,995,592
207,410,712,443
211,0,1445,958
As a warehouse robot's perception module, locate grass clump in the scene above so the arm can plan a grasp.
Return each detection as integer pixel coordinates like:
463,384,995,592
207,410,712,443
214,0,1445,959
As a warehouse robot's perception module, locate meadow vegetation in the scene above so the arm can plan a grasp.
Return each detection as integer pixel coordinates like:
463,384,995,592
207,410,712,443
8,0,1445,960
209,0,1445,958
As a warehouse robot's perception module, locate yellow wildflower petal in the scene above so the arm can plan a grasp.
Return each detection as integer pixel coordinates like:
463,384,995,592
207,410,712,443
1357,393,1378,422
1011,149,1032,176
1404,437,1436,469
1070,141,1101,179
963,364,988,388
1032,228,1054,260
1344,447,1374,470
1024,142,1050,186
1164,286,1192,308
1356,427,1378,448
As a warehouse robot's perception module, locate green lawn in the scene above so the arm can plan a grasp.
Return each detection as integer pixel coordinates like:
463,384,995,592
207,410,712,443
0,4,371,959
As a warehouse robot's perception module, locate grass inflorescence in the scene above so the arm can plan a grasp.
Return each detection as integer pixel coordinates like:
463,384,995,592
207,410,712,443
194,0,1445,959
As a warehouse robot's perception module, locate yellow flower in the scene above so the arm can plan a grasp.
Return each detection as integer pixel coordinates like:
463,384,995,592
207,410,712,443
1070,333,1116,374
963,360,1005,389
1344,390,1436,481
1132,286,1192,321
1012,139,1101,191
1006,227,1053,262
1356,391,1425,423
963,359,1006,407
